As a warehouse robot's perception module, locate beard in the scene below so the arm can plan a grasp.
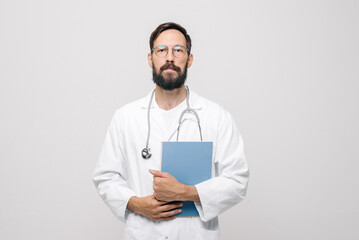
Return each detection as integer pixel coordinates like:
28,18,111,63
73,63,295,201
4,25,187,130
152,61,188,91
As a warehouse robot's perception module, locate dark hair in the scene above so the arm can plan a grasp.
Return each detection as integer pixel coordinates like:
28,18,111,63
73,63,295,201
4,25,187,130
149,22,192,54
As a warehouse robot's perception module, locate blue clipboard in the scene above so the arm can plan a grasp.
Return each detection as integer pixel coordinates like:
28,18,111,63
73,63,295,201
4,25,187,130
161,141,213,216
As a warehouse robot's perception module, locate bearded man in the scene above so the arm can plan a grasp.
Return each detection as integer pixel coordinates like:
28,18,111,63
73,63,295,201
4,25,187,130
93,22,249,240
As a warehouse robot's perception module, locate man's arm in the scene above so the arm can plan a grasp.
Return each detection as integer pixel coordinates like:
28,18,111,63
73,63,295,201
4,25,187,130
93,111,136,222
193,110,249,222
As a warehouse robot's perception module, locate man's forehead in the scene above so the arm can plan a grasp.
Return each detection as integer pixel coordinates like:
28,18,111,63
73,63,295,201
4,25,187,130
154,29,187,47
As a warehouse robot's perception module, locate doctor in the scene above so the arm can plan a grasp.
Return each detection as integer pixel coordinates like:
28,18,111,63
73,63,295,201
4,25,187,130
93,22,249,240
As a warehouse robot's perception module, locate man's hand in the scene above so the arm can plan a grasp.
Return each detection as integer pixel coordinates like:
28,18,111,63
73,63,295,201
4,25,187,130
149,169,200,202
149,169,185,202
127,195,182,221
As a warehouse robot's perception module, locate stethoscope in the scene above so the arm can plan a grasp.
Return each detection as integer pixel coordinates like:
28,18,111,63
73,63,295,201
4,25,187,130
141,86,203,159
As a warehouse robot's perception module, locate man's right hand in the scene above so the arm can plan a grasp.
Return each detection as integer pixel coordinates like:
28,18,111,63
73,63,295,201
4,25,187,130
127,195,182,221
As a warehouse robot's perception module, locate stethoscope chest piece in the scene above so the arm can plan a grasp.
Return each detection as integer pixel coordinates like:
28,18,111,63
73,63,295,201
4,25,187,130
141,148,152,159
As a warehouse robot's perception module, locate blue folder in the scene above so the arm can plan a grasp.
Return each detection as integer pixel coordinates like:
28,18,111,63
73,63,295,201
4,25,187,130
161,141,213,216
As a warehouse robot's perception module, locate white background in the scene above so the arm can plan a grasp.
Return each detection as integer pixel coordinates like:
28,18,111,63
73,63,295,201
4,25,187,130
1,0,358,239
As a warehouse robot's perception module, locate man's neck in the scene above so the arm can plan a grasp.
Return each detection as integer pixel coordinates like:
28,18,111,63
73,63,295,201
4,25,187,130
155,85,187,111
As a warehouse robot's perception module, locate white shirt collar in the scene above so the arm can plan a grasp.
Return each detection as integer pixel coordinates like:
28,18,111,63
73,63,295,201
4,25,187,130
140,85,203,110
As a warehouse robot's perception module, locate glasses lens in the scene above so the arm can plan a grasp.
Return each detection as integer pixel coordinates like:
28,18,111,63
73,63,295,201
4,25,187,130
155,46,168,57
173,46,186,58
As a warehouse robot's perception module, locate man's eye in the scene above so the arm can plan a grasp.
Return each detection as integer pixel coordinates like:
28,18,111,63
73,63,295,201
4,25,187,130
173,46,185,53
157,48,167,53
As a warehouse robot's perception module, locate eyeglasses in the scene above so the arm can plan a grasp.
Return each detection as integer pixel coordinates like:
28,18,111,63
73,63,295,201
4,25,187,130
151,45,189,58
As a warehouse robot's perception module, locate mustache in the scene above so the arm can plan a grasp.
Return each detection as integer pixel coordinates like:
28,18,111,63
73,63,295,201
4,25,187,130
159,63,181,73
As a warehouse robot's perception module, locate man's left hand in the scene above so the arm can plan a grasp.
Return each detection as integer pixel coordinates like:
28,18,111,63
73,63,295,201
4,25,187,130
149,169,185,202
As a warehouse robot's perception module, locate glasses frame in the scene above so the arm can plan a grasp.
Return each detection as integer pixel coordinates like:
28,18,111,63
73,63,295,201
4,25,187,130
151,45,190,58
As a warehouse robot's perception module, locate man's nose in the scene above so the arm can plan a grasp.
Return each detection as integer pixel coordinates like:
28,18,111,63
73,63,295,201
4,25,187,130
165,49,174,62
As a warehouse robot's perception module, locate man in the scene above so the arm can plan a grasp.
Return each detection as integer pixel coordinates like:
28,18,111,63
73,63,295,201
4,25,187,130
93,22,249,240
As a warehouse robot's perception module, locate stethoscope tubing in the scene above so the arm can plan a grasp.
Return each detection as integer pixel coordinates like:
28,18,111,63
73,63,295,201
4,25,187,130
142,86,202,159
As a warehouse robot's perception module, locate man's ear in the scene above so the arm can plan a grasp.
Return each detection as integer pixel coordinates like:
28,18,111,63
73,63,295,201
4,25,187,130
187,53,194,68
148,53,153,68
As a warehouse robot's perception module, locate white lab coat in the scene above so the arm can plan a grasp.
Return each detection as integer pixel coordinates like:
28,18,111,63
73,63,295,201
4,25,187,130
93,88,249,240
